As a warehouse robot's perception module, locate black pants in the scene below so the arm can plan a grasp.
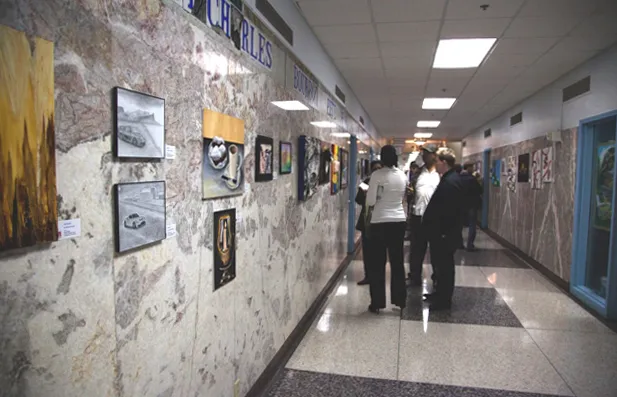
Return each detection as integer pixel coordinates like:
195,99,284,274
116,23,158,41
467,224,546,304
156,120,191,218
428,234,456,303
368,222,407,308
361,232,370,278
409,215,428,282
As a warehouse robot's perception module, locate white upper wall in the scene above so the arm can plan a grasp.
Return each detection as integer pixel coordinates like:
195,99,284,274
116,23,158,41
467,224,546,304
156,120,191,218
243,0,381,143
463,44,617,156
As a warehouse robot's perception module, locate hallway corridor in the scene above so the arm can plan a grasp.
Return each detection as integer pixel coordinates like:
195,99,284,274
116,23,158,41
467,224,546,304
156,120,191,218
266,231,617,397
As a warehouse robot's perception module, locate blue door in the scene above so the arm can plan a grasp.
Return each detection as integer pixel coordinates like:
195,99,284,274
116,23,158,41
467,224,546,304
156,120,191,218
481,149,491,229
572,111,617,319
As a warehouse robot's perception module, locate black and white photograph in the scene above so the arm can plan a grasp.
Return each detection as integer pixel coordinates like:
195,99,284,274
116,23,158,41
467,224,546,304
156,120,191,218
214,208,237,291
115,87,165,159
115,181,166,253
255,135,274,182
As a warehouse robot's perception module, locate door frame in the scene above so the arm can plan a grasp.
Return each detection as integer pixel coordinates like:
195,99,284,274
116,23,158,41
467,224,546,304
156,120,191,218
571,110,617,319
481,149,491,229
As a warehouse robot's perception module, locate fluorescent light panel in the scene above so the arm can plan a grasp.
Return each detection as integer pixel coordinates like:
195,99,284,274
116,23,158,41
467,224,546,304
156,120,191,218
417,121,441,128
271,100,309,110
414,132,433,138
310,121,337,128
331,132,351,138
422,97,457,110
433,38,497,69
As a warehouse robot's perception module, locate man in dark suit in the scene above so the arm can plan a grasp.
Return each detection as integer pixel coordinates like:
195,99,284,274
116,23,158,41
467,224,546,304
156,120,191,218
422,148,465,310
355,160,383,285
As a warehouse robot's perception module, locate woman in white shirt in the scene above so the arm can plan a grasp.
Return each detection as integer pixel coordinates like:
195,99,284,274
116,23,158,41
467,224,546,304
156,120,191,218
365,145,408,313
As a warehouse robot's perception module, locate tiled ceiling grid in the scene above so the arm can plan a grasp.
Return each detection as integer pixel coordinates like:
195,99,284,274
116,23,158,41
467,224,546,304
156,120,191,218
295,0,617,140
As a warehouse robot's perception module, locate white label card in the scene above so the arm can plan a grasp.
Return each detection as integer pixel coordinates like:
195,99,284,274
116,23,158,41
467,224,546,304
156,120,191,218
359,182,369,191
165,145,176,159
166,223,177,239
58,219,81,240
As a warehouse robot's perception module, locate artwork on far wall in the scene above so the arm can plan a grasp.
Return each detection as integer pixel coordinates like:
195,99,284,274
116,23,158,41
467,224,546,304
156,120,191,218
357,160,362,180
531,150,543,189
213,208,236,291
363,159,370,178
501,158,506,175
331,144,340,194
0,26,58,251
340,149,349,189
593,141,615,231
491,159,501,187
115,181,166,253
115,87,165,159
506,156,517,193
298,135,320,201
541,146,554,183
202,109,245,200
318,141,331,185
255,135,273,181
279,141,292,174
518,153,530,183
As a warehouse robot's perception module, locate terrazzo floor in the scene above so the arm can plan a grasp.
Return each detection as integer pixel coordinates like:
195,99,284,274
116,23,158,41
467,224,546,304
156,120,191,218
265,230,617,397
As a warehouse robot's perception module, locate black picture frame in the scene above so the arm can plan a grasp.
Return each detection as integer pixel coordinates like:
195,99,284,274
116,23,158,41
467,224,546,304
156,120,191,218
340,149,348,189
114,180,166,253
279,141,292,175
213,208,236,291
114,87,165,159
255,135,274,181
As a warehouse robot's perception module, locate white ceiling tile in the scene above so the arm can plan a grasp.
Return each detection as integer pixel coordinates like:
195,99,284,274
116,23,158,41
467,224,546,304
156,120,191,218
383,70,428,87
446,0,523,19
382,56,431,71
298,0,371,26
370,0,446,23
389,86,425,98
379,40,436,58
426,70,473,97
324,41,380,59
518,0,598,18
314,24,377,44
491,37,560,54
504,16,582,38
376,21,440,42
440,18,511,39
568,14,617,50
335,57,383,70
483,51,543,68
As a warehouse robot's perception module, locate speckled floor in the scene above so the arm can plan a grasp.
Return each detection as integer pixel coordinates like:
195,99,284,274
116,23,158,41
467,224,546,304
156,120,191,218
266,230,617,397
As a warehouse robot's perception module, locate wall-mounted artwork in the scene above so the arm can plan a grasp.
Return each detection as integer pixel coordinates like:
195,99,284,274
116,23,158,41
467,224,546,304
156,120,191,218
491,159,501,187
541,146,554,183
340,149,349,189
298,135,320,201
115,87,165,159
318,141,331,185
331,144,340,194
202,109,245,200
501,158,506,175
357,160,362,180
506,156,517,193
214,208,236,291
531,150,543,189
593,142,615,231
0,26,58,251
115,181,166,253
279,141,292,174
517,153,530,183
255,135,274,181
363,159,370,177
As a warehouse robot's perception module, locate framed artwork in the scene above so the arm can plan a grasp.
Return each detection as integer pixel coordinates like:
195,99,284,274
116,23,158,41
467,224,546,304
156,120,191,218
501,158,507,175
255,135,274,181
202,109,245,200
491,159,501,187
213,208,236,291
363,159,370,177
0,26,58,251
298,135,320,201
115,87,165,159
331,144,340,194
115,181,166,253
340,149,349,189
518,153,530,183
357,160,362,180
318,141,331,185
506,156,517,193
279,141,292,174
593,141,615,231
531,150,543,189
541,146,554,183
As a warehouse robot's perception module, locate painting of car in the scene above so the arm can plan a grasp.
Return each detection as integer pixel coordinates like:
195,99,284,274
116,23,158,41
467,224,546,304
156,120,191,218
123,213,146,229
118,125,147,148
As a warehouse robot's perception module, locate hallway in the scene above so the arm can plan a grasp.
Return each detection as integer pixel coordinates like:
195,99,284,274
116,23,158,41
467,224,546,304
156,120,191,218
266,231,617,397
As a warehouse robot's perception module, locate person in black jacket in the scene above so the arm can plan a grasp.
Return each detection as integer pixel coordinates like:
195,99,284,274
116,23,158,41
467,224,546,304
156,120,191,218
460,163,483,251
422,148,465,310
355,160,382,285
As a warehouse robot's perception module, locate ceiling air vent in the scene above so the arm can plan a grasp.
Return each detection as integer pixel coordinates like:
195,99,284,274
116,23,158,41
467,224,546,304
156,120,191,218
359,116,364,126
562,76,591,102
484,128,492,138
256,0,294,46
510,112,523,126
335,85,346,104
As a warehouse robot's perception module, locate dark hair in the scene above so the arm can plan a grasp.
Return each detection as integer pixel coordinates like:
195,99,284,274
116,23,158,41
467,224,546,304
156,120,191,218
463,162,475,172
370,160,382,171
410,163,419,169
437,148,456,168
380,145,398,167
454,163,462,173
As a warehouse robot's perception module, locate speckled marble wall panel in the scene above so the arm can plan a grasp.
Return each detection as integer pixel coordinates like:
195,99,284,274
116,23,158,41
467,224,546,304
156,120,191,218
0,0,359,396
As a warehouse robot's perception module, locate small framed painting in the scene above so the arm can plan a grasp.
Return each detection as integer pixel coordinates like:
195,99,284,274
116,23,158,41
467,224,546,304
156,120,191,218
340,149,349,189
114,87,165,159
279,141,292,174
255,135,274,182
214,208,236,291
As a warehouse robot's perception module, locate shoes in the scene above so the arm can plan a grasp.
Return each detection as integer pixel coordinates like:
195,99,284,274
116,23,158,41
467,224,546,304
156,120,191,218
423,292,439,302
368,305,380,314
429,301,452,311
357,278,370,286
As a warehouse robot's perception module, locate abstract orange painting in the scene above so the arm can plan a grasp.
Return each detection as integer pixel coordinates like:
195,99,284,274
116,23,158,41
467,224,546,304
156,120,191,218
0,25,57,250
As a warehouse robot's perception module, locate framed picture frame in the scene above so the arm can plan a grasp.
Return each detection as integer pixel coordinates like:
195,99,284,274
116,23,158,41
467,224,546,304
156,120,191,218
340,149,348,189
255,135,274,181
115,181,166,253
214,208,236,291
298,135,320,201
114,87,165,159
279,141,292,174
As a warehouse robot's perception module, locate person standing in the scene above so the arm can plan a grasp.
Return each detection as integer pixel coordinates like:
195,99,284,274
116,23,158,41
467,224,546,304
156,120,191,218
365,145,408,313
460,163,483,251
355,160,383,285
408,144,440,286
423,148,465,310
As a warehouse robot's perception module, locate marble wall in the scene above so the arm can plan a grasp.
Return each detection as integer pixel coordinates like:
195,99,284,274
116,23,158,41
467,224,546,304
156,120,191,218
0,1,365,396
464,129,577,282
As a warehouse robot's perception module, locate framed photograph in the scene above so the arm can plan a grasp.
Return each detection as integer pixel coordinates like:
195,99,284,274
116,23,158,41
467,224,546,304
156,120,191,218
115,181,166,253
298,135,320,201
255,135,274,181
330,144,340,195
114,87,165,159
518,153,530,183
279,141,292,174
202,109,245,200
318,141,331,185
214,208,236,291
340,149,348,189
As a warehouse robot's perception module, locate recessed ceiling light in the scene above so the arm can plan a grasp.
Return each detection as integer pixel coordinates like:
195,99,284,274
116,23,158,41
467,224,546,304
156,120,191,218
310,121,338,128
330,132,351,138
417,121,441,128
433,38,497,69
271,100,310,110
422,98,457,110
414,132,433,138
